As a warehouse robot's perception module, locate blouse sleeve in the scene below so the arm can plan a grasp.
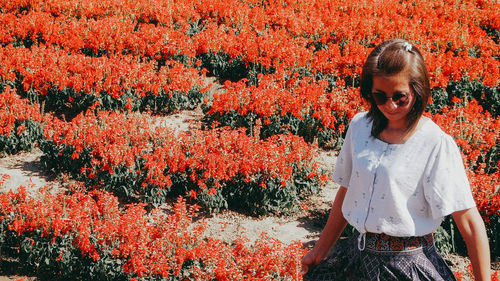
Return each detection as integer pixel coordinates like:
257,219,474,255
423,134,476,219
331,116,355,188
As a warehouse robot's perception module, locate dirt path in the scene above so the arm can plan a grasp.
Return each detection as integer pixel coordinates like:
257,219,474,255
0,150,61,194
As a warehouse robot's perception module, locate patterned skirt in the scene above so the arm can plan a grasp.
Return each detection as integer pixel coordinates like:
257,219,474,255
304,232,457,281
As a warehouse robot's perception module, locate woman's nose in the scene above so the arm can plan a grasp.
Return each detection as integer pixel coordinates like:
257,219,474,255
384,99,398,110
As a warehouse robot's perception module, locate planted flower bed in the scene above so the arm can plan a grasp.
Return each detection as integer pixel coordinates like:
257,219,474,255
0,187,305,280
40,110,326,215
0,45,207,119
0,87,43,155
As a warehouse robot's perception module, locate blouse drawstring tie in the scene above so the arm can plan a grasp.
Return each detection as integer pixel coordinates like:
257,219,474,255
358,232,366,251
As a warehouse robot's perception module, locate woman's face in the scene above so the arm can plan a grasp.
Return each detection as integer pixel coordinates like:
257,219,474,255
371,72,415,127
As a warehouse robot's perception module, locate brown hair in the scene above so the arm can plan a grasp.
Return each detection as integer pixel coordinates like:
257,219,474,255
360,39,431,137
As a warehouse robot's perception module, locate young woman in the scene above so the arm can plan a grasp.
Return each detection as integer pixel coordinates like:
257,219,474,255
301,39,491,281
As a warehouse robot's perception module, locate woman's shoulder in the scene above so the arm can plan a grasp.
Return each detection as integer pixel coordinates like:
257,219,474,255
352,111,369,120
350,111,370,127
421,116,446,136
345,112,372,136
418,116,455,148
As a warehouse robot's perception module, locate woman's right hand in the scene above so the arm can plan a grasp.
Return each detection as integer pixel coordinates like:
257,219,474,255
300,248,325,276
301,186,348,276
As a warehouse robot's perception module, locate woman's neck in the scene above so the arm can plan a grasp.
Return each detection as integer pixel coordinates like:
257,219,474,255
380,116,424,144
385,119,408,131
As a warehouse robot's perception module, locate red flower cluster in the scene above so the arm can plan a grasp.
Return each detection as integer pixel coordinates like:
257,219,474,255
0,86,42,137
432,99,499,171
43,110,324,200
0,45,204,102
44,111,155,169
207,74,363,134
453,264,499,281
431,99,500,220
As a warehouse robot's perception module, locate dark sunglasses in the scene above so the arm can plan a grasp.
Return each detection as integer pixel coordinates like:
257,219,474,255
371,92,409,106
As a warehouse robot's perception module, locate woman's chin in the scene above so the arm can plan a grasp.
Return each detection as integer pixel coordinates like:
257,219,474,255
383,111,403,120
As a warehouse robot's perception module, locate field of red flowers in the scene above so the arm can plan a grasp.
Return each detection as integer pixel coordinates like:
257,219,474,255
0,0,498,279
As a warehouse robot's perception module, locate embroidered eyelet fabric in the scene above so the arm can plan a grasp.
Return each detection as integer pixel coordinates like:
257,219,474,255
332,112,476,237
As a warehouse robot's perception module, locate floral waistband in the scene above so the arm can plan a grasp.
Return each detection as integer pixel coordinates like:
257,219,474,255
358,232,434,253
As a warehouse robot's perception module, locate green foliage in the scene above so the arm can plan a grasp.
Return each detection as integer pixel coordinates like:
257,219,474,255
0,229,127,280
214,169,321,216
427,87,449,114
427,78,499,117
199,52,251,82
199,51,274,84
435,215,500,260
40,141,154,203
42,87,98,121
0,120,43,154
202,109,348,149
201,109,258,134
15,79,204,121
447,78,499,117
475,141,499,175
138,87,204,114
485,213,500,259
39,141,93,177
481,24,499,45
434,225,453,256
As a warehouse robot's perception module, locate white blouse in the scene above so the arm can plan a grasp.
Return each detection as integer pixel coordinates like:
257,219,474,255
332,112,476,237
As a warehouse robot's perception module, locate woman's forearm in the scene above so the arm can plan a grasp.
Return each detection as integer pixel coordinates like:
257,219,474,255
452,208,491,281
312,186,348,259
